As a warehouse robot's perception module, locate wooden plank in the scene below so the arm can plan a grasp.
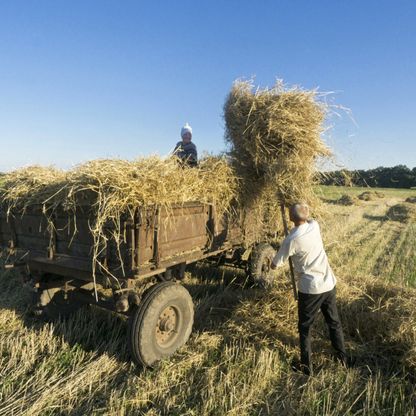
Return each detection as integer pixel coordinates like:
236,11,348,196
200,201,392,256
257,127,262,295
8,215,17,249
48,215,57,259
56,240,92,257
152,207,160,267
159,235,207,258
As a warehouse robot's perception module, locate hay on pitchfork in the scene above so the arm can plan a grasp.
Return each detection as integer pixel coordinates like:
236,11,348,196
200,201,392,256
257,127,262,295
224,79,331,232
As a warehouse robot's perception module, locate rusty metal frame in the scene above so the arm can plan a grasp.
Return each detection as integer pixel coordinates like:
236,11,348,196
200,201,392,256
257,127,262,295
134,208,142,272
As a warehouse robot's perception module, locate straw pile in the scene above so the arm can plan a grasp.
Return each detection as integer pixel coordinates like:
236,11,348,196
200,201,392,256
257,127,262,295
336,194,359,206
386,203,416,223
224,80,330,228
358,191,385,201
0,156,236,282
0,156,235,216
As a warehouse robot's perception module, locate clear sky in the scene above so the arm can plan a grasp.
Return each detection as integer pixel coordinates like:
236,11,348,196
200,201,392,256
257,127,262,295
0,0,415,172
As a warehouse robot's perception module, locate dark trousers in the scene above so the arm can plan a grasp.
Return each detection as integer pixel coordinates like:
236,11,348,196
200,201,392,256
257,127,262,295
298,287,346,368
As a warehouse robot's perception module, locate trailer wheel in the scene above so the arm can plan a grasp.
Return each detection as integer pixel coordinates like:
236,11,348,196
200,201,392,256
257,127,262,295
128,281,194,368
249,242,276,289
36,288,83,319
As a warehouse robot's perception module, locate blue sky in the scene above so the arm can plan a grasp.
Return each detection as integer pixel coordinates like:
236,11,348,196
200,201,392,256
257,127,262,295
0,0,415,171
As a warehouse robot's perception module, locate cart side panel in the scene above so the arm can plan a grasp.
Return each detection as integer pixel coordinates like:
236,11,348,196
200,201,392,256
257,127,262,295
157,204,210,260
0,213,11,248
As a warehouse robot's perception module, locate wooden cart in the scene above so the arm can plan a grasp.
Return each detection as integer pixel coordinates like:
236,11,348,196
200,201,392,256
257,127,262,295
0,201,277,367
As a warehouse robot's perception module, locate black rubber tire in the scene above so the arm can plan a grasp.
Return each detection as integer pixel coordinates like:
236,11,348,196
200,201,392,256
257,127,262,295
37,288,83,320
128,281,194,368
248,242,276,289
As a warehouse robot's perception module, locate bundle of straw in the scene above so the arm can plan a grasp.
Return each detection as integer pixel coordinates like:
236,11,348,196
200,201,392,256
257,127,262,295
224,80,331,209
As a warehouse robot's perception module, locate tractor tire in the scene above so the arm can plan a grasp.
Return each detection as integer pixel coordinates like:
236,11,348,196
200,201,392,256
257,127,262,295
248,242,276,289
128,281,194,368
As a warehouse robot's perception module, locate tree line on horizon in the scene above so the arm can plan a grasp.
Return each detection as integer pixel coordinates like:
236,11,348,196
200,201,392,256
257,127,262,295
320,165,416,189
1,165,416,189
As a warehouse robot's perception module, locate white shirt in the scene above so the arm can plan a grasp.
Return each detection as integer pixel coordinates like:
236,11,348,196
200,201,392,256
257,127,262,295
272,220,336,294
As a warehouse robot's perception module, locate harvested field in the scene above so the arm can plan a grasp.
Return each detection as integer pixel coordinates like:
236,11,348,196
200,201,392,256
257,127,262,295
1,186,416,415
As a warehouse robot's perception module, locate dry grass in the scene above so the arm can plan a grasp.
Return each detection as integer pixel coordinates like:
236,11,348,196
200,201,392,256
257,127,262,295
1,187,416,415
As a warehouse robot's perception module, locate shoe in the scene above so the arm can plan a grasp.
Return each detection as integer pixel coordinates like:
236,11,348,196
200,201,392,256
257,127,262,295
333,353,354,368
291,359,312,376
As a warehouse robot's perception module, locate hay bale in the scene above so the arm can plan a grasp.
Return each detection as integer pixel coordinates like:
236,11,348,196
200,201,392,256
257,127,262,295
336,194,359,206
358,191,384,201
358,191,375,201
223,80,330,213
386,203,416,222
405,196,416,204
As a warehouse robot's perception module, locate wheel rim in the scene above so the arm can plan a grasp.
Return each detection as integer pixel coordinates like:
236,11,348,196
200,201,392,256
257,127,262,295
155,306,180,347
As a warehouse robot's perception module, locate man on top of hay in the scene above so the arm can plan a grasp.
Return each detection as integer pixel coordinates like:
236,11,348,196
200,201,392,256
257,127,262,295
173,123,198,167
271,203,347,375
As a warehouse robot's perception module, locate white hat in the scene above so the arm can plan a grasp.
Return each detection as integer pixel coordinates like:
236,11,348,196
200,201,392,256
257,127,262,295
181,123,193,137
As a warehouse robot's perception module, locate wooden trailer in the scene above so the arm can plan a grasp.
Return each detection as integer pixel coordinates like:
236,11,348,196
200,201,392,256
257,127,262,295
0,201,277,367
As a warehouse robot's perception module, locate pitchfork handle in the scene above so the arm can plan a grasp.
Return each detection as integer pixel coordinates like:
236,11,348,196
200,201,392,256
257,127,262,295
280,203,298,301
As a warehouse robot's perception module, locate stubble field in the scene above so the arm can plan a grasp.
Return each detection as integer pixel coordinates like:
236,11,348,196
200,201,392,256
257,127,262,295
1,186,416,415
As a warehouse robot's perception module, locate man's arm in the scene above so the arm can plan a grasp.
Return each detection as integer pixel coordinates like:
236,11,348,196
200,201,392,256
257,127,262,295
270,237,293,270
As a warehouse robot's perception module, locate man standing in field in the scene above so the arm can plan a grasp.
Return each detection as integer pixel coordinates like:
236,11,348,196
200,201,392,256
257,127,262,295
271,203,347,375
173,123,198,166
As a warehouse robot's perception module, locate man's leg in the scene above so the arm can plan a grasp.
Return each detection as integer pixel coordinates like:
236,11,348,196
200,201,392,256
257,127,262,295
320,287,346,362
298,292,324,373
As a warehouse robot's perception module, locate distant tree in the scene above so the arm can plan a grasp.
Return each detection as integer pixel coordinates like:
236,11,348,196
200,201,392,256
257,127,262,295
320,165,416,189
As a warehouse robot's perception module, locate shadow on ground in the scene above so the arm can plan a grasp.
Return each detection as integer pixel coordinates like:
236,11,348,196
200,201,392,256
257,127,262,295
0,262,275,367
1,263,415,388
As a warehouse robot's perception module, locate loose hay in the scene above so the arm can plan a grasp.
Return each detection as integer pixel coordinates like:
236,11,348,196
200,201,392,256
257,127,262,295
0,156,237,286
223,79,331,225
